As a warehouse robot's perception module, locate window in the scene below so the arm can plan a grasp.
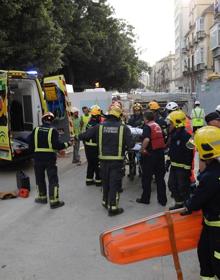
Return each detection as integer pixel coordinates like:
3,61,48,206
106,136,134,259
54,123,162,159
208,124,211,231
195,47,204,65
214,0,220,14
196,17,204,32
210,24,220,50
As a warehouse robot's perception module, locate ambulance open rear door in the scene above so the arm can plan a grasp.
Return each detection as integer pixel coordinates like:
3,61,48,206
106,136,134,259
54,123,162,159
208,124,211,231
0,71,13,160
43,75,74,142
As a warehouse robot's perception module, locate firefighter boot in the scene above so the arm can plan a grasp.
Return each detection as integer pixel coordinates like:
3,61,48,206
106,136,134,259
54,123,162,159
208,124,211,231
108,206,124,216
35,196,47,204
95,179,102,187
50,201,65,209
86,179,95,186
102,200,108,209
49,186,64,209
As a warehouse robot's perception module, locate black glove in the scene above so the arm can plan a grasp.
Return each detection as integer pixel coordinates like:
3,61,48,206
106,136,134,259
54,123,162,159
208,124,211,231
165,160,171,172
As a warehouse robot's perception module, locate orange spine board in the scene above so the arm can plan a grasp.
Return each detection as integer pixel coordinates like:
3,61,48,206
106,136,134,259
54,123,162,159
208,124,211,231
100,210,202,265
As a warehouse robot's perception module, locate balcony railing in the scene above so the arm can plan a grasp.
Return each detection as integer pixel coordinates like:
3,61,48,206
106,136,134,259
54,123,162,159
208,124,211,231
197,31,205,40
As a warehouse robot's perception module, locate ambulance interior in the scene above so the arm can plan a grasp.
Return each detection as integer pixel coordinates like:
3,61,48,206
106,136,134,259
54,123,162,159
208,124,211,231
8,78,42,152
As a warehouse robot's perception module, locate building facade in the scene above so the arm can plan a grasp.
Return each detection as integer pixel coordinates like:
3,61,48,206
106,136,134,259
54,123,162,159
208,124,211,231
182,0,214,93
174,0,189,91
150,54,176,92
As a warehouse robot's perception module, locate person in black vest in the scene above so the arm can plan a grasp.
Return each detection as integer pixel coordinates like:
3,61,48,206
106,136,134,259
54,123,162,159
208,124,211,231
28,112,73,209
79,104,134,216
84,105,102,186
183,126,220,280
136,110,167,206
166,110,193,210
128,103,144,128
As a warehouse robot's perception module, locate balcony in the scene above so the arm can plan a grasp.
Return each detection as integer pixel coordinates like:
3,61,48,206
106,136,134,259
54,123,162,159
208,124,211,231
210,23,220,53
197,31,205,40
181,47,188,54
193,36,198,44
196,63,205,71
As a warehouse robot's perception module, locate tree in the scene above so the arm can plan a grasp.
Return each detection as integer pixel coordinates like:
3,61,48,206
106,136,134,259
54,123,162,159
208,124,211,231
0,0,65,74
62,0,141,90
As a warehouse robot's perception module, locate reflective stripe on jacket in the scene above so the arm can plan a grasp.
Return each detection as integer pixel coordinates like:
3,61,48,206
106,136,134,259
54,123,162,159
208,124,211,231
34,127,54,152
98,124,124,160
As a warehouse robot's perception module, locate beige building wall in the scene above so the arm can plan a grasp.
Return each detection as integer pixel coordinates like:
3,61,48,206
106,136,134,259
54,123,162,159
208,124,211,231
183,0,214,93
150,54,176,92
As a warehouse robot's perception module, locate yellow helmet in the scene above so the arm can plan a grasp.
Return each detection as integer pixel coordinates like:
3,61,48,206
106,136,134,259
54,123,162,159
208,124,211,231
133,103,142,111
167,110,186,128
194,126,220,160
90,105,101,116
109,104,122,118
148,101,160,110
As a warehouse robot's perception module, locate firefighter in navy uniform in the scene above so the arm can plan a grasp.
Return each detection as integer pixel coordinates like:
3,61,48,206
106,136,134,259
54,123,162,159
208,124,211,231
28,112,73,209
183,126,220,280
166,110,194,210
79,104,134,216
84,105,102,186
136,110,167,206
128,103,144,128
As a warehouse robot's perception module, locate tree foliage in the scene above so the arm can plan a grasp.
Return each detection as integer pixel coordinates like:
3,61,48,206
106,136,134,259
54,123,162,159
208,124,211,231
0,0,65,74
0,0,149,90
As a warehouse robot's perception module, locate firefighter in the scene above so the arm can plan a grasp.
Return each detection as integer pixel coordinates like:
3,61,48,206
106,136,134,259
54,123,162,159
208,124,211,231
205,111,220,128
190,100,205,133
166,110,194,210
128,103,144,128
149,100,168,140
183,126,220,280
79,104,134,216
198,112,220,173
165,101,196,190
136,110,167,206
84,105,102,186
28,112,73,209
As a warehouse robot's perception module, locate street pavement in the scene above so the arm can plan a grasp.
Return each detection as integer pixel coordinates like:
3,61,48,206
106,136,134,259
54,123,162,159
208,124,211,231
0,150,200,280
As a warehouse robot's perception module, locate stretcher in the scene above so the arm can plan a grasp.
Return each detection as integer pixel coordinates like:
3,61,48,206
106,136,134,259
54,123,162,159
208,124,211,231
125,126,143,180
100,209,202,279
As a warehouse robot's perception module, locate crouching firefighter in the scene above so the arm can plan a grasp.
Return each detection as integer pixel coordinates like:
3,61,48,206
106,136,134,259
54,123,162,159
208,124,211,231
28,112,73,209
79,104,134,216
183,126,220,280
84,105,102,186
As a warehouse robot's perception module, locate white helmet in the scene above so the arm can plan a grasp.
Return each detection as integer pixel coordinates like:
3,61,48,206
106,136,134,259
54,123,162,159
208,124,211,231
195,100,200,106
166,102,179,112
71,106,79,113
216,104,220,113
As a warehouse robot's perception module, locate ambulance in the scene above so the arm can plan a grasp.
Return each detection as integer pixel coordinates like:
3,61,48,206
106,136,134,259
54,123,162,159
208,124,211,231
0,70,73,162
